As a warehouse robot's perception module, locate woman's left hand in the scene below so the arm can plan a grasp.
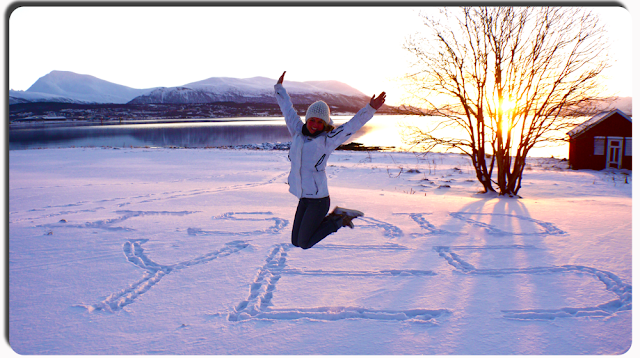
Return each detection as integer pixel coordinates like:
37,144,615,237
278,71,286,85
370,92,386,110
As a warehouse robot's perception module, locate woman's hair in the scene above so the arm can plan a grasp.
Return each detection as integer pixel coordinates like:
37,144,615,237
323,123,335,132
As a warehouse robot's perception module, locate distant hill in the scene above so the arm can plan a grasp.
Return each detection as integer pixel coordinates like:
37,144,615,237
10,70,629,116
9,90,79,104
11,70,156,104
127,76,370,106
10,71,371,107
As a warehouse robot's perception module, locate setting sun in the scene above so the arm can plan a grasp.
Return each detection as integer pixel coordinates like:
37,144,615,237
500,98,517,115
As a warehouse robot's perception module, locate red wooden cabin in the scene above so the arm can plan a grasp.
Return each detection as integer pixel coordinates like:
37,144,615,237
568,109,632,170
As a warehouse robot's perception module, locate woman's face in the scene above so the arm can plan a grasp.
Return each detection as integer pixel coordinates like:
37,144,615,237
306,117,325,134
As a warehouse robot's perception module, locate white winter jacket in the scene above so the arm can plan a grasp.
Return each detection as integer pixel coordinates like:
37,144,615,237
274,83,377,199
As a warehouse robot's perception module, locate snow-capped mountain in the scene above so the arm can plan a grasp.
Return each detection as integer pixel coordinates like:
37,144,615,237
9,90,79,105
10,71,370,106
185,76,366,97
128,76,369,105
11,71,156,104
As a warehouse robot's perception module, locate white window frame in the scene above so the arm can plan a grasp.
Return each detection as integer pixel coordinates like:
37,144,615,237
624,137,632,157
594,136,605,156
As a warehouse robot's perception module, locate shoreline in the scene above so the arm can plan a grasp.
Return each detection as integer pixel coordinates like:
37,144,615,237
7,141,398,153
7,143,576,163
7,117,284,129
7,115,571,159
8,113,395,130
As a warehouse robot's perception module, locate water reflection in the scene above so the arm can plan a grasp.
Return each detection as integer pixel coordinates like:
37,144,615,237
8,115,567,158
9,117,374,150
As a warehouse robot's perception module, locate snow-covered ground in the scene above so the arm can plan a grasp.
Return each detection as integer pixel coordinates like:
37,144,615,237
8,146,632,354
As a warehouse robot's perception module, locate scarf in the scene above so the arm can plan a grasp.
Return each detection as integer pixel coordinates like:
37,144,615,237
302,124,323,138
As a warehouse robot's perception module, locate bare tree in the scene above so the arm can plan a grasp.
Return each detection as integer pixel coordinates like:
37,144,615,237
399,7,610,196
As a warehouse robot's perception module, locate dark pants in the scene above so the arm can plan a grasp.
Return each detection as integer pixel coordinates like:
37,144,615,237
291,196,342,249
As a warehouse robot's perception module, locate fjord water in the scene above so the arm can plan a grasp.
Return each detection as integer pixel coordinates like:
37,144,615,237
9,116,363,149
9,118,293,150
9,115,568,158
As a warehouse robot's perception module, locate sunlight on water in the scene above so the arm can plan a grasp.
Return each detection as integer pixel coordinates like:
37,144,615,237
9,115,569,158
354,115,568,159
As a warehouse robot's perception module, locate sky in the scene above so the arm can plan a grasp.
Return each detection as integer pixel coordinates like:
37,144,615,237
7,4,634,106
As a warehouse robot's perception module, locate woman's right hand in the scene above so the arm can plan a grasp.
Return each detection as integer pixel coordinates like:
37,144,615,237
277,71,286,85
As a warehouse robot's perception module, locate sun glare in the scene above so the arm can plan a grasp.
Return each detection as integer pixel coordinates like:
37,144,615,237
500,98,516,115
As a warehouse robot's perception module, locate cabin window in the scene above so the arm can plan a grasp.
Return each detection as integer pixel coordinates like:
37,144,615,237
594,136,605,155
625,137,632,156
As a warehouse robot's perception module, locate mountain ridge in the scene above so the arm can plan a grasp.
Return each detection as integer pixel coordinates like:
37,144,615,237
10,70,369,105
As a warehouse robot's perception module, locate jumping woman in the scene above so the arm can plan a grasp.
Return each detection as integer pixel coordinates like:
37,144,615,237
274,71,386,249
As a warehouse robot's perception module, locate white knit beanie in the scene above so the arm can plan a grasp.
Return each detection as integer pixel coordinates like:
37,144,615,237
305,100,333,126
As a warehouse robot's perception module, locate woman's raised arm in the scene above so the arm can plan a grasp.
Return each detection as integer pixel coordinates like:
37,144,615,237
369,92,386,110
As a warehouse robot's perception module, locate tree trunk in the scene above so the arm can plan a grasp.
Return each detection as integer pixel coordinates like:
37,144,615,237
508,153,528,196
471,149,496,193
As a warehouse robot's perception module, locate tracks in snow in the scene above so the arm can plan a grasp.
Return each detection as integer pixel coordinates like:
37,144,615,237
63,209,628,322
435,245,632,320
228,244,449,324
77,239,249,313
401,212,567,237
11,171,288,224
41,210,197,232
187,212,288,237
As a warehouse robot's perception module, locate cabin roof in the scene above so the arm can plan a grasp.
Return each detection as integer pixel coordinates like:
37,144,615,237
567,108,632,138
